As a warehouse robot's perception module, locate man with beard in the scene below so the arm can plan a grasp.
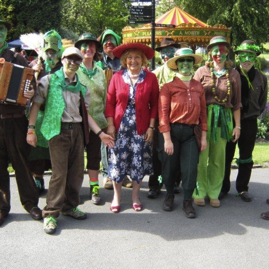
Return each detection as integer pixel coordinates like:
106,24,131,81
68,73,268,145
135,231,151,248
0,17,42,226
28,30,63,193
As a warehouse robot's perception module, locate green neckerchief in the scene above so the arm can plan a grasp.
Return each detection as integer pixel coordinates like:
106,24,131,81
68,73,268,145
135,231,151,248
55,68,81,93
207,104,233,143
213,68,226,78
80,62,98,78
0,41,8,54
44,60,52,73
239,66,254,91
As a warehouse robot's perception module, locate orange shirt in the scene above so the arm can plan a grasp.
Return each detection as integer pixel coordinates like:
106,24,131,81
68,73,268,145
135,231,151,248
159,77,207,133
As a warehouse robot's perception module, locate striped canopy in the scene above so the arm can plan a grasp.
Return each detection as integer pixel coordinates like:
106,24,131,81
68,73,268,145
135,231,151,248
156,7,207,26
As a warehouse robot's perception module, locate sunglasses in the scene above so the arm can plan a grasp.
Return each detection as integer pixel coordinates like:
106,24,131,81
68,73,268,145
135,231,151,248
177,58,194,63
64,57,82,65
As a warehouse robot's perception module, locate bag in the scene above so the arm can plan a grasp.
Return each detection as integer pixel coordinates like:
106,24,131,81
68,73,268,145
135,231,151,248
194,125,202,152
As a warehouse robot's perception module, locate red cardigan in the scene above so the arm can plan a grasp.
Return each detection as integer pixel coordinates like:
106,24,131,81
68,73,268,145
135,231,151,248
105,70,159,135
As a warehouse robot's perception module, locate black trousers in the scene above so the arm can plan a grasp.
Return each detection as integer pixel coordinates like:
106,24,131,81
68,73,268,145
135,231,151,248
0,116,39,215
222,118,257,193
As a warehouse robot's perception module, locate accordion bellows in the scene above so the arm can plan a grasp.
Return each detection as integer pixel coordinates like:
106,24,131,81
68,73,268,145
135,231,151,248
0,58,34,106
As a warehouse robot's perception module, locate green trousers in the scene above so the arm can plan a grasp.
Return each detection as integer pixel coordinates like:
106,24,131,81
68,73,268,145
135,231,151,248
193,127,227,200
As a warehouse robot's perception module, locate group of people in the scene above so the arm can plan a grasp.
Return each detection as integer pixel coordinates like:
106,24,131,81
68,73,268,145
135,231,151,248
0,15,268,235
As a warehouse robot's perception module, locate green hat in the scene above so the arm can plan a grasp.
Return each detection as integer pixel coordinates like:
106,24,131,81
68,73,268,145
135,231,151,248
235,40,261,56
99,29,121,47
42,30,62,52
167,48,203,70
0,17,11,30
207,36,230,51
75,32,101,50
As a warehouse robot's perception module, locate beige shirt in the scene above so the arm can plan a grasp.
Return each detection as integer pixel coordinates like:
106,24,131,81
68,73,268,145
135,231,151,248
33,72,91,123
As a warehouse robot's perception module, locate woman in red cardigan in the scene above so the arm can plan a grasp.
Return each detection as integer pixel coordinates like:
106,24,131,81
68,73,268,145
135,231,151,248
105,43,159,213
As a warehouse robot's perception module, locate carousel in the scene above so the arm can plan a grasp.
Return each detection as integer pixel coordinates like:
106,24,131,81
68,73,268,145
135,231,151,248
122,7,231,49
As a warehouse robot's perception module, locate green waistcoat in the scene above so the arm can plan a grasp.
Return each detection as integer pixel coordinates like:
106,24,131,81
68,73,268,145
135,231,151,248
40,68,87,142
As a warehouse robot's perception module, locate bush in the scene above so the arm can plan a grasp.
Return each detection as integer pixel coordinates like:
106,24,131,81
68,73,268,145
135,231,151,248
257,119,267,138
259,102,269,131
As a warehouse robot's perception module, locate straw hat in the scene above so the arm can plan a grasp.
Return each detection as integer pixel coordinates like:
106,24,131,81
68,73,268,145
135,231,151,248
167,48,203,69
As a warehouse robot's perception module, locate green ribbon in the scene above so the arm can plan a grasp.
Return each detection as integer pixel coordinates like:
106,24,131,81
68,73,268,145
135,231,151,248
235,156,253,165
239,67,254,91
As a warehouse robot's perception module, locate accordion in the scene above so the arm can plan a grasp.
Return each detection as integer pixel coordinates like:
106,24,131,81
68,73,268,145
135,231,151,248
0,59,34,106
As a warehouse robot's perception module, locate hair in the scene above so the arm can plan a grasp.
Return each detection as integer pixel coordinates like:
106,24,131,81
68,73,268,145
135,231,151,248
120,49,148,68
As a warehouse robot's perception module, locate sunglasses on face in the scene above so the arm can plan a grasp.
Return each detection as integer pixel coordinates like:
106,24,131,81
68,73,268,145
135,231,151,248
64,57,82,65
177,58,194,63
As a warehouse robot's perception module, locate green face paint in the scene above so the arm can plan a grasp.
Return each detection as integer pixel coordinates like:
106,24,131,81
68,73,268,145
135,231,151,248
160,47,176,61
0,24,7,45
103,35,117,47
211,45,227,64
238,52,256,63
176,57,194,75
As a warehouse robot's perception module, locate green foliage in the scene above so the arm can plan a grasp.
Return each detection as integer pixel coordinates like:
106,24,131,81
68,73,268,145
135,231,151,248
257,119,267,139
61,0,129,38
176,0,269,47
0,0,62,40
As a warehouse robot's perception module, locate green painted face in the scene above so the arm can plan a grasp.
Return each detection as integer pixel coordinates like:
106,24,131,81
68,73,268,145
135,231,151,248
176,57,194,75
160,47,176,61
211,45,227,64
238,52,256,63
103,35,117,46
0,23,7,45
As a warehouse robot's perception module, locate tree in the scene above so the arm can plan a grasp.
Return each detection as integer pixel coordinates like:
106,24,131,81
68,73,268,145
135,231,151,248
61,0,129,38
176,0,269,46
0,0,62,40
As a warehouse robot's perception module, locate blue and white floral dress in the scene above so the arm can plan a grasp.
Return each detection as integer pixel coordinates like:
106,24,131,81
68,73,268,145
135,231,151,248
107,69,153,184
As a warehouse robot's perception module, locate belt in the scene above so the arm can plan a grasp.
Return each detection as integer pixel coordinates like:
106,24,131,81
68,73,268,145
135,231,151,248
0,113,25,119
61,122,81,130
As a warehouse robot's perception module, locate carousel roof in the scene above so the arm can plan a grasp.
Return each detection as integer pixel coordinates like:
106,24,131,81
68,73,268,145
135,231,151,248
122,6,231,46
155,7,207,27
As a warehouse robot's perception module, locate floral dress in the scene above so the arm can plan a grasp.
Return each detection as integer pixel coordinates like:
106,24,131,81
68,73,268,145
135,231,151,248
107,69,153,184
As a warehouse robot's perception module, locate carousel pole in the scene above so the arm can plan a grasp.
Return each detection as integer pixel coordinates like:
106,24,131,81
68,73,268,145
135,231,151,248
151,0,155,70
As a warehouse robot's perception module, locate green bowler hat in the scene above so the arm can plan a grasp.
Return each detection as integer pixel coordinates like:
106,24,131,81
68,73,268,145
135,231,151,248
167,48,203,70
207,36,230,51
75,32,101,50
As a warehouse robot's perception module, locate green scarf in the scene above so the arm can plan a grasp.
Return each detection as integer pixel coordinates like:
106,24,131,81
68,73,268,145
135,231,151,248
0,42,8,54
207,104,233,143
80,63,97,78
56,68,82,93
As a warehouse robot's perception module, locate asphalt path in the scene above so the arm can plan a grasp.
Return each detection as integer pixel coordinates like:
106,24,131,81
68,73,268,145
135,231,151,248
1,168,269,269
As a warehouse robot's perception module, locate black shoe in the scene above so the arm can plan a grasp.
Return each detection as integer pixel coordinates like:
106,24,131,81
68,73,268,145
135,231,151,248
183,200,196,218
147,188,160,199
218,192,227,200
29,207,43,220
238,191,252,202
162,194,174,211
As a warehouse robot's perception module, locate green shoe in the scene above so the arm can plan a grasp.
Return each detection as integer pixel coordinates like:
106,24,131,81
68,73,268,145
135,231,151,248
44,216,57,234
62,207,87,220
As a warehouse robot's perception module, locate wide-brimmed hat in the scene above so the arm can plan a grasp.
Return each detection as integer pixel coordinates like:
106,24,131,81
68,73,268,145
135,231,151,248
207,36,230,51
97,29,122,47
61,47,83,60
167,48,203,69
75,32,101,50
113,43,154,60
0,17,11,30
155,38,188,51
235,40,261,56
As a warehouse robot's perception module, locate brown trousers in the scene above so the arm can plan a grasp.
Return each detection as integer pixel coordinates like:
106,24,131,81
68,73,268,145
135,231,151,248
43,124,84,218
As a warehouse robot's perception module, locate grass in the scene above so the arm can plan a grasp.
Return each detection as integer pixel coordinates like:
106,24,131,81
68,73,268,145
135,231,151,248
233,142,269,167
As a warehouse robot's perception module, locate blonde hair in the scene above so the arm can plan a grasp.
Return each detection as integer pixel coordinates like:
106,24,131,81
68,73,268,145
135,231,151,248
120,49,148,68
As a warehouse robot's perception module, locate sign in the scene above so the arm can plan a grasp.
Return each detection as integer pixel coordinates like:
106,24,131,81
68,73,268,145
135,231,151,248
130,0,152,3
129,19,152,24
155,24,175,28
130,6,152,17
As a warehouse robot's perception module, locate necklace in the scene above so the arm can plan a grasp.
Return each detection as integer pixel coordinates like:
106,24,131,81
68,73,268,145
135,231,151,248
211,68,231,103
127,69,141,79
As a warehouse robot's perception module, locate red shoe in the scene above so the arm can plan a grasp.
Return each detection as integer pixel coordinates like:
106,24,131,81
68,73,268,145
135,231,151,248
110,205,120,213
132,203,142,212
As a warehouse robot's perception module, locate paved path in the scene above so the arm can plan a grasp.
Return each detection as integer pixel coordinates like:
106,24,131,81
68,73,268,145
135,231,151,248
1,168,269,269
